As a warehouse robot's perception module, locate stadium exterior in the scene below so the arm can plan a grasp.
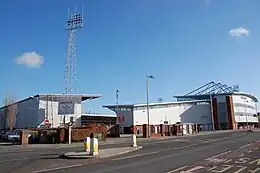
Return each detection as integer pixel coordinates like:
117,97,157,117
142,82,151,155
0,94,101,129
104,82,259,134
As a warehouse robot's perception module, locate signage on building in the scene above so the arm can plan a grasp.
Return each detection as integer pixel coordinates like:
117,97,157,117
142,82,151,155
58,99,75,115
118,115,124,122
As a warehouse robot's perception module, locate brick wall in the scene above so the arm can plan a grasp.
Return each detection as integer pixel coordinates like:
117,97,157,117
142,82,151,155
71,124,107,142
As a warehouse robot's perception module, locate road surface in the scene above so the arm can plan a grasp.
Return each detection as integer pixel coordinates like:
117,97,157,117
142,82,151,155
0,131,258,173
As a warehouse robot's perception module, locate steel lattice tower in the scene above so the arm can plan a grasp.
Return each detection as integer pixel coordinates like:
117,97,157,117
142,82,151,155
63,6,83,125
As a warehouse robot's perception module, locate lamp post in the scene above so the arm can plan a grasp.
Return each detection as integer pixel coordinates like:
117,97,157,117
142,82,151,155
146,74,155,138
210,94,215,131
116,89,120,122
244,100,249,128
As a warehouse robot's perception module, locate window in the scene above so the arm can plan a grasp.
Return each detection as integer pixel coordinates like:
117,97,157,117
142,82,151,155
120,108,127,111
126,108,132,111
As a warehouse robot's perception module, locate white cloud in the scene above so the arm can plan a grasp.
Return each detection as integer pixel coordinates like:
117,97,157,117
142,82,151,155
229,27,250,37
15,52,44,68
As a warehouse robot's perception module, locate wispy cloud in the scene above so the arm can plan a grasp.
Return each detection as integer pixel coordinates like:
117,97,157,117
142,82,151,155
15,52,44,68
229,27,250,37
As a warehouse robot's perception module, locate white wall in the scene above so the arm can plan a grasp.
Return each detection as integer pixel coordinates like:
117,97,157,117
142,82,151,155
39,96,82,128
133,103,211,126
232,95,258,123
134,106,181,125
180,104,212,125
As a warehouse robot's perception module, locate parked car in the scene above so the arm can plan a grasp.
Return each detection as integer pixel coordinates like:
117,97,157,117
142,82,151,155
7,131,21,143
0,130,9,140
1,130,11,141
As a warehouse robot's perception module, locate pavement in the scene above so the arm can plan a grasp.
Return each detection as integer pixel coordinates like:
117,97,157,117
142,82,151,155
0,130,258,173
0,129,254,152
63,146,143,159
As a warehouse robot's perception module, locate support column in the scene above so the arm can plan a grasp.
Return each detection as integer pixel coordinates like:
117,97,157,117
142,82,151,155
226,96,236,130
143,124,148,138
212,98,220,130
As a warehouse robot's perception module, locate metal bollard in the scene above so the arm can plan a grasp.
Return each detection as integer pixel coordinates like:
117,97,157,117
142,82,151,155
90,138,99,156
132,134,137,147
83,137,91,153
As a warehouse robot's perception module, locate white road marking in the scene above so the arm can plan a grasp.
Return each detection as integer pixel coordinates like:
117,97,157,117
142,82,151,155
0,158,28,163
112,151,159,161
196,140,209,143
209,165,233,172
234,166,248,173
240,143,252,149
180,166,205,173
166,166,188,173
205,158,226,163
173,144,197,150
32,164,83,173
206,150,232,160
249,168,260,173
224,159,232,163
249,159,260,165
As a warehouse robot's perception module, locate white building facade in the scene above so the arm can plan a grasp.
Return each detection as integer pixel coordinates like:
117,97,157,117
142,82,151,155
231,93,258,125
104,92,259,133
104,100,213,133
0,94,101,129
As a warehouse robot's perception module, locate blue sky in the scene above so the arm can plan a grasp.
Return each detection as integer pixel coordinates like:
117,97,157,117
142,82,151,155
1,0,260,114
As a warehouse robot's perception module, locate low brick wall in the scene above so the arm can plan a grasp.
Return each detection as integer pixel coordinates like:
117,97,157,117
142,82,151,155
72,124,107,142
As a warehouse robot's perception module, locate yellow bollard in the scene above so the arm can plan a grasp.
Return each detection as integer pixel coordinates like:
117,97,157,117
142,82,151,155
83,137,91,153
132,134,137,147
90,138,99,156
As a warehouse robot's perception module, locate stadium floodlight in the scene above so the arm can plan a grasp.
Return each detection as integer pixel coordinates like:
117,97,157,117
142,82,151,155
146,73,155,138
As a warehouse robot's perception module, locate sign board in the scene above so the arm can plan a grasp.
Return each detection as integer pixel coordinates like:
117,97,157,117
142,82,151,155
58,100,75,115
117,115,124,122
44,119,50,125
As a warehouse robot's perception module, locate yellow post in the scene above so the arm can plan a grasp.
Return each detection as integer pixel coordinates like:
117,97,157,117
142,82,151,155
90,138,99,156
132,134,137,147
83,137,90,153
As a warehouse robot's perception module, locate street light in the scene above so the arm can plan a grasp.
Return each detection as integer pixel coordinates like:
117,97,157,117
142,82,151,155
116,89,120,123
210,94,215,131
146,73,155,138
244,100,249,128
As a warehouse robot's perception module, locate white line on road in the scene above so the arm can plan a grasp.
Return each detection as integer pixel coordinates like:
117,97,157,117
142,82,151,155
32,164,83,173
112,151,160,161
196,140,209,143
0,158,28,163
205,150,232,160
240,143,252,148
166,166,188,173
173,144,198,150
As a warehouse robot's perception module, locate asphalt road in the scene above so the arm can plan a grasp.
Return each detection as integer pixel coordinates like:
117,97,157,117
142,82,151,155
0,131,259,173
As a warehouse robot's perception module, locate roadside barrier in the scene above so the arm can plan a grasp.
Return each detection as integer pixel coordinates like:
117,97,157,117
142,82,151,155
132,134,137,147
90,138,99,156
83,137,91,153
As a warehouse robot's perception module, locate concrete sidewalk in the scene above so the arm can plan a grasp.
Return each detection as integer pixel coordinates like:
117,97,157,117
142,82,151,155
2,128,258,151
63,146,143,159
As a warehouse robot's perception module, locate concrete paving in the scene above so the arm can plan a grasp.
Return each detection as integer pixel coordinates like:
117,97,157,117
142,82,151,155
0,130,258,173
1,128,254,153
63,146,143,159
